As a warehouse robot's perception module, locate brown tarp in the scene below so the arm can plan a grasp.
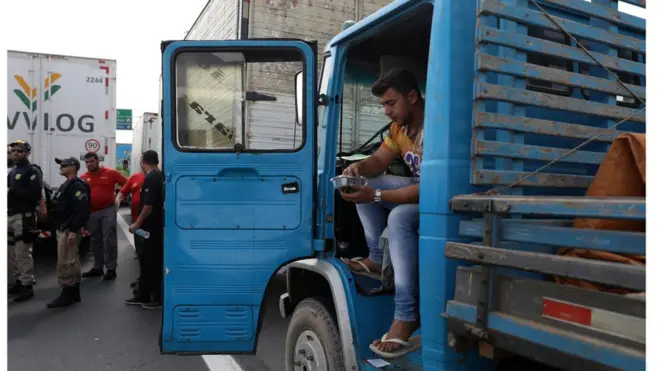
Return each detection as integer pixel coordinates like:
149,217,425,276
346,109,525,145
553,133,646,294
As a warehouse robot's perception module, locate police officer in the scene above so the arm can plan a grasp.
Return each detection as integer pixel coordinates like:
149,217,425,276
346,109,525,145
8,140,42,302
7,146,14,171
47,157,90,308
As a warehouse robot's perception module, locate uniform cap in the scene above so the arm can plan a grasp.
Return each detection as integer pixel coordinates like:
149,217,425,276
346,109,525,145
55,156,81,171
9,140,31,152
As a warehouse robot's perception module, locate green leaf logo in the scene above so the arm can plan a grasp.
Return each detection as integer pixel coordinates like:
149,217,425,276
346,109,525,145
12,73,62,112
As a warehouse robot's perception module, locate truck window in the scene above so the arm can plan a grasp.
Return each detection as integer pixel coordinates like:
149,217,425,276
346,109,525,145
340,66,383,152
174,50,304,151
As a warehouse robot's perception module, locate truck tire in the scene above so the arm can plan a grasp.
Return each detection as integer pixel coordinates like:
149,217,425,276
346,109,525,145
285,297,344,371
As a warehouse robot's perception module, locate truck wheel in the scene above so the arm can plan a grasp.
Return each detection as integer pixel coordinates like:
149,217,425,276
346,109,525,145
285,297,344,371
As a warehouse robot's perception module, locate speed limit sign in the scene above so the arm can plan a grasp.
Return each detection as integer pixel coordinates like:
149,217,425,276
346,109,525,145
85,139,101,153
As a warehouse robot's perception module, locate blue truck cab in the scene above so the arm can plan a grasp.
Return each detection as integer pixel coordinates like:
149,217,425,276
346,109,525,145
159,0,646,370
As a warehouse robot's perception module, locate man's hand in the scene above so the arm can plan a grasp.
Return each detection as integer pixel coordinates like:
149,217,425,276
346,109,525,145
129,223,138,234
342,162,362,177
340,185,376,204
67,232,77,246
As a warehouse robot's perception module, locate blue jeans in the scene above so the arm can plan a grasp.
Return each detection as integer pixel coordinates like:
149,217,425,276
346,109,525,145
356,175,420,322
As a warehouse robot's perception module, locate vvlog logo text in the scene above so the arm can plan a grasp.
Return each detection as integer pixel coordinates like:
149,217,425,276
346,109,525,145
8,73,96,133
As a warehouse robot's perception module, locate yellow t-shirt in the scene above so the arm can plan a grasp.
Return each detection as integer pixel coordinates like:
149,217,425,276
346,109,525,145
381,122,424,177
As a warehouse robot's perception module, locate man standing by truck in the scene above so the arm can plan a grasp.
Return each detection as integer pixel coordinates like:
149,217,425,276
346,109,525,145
7,140,43,302
115,167,145,290
127,150,164,310
80,152,127,281
47,157,90,308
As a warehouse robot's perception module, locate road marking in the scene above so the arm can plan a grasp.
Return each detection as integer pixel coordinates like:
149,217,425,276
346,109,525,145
116,211,245,371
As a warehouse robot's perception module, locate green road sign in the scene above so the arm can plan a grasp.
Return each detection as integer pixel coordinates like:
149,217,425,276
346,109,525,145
117,109,132,130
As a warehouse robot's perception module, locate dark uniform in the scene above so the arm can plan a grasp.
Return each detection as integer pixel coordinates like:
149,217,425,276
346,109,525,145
8,140,42,302
47,157,91,308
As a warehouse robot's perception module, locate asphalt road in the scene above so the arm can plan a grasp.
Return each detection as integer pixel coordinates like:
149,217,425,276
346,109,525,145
8,209,289,371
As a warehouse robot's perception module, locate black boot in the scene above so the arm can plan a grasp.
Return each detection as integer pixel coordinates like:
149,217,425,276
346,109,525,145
13,284,34,302
46,286,77,308
102,269,117,281
8,280,22,295
73,284,81,302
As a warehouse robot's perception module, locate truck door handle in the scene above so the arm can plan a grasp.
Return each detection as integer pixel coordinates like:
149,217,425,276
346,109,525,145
282,182,299,194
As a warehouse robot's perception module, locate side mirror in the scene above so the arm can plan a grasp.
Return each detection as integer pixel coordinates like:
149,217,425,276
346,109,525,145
295,70,303,126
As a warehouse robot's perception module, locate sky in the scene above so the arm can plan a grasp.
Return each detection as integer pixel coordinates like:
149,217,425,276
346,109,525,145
4,0,209,143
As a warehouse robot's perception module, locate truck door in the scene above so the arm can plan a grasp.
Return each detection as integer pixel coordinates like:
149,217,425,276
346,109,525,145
160,40,317,354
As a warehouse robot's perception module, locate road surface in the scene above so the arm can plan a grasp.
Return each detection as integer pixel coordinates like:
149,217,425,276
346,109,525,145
8,208,288,371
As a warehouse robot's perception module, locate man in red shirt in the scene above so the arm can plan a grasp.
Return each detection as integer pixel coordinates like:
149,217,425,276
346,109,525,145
80,152,127,280
115,170,145,289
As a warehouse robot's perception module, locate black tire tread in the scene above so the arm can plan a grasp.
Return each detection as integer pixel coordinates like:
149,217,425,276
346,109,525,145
284,297,345,371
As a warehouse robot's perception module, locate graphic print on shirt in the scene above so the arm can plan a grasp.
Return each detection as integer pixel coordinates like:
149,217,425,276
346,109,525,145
381,121,424,177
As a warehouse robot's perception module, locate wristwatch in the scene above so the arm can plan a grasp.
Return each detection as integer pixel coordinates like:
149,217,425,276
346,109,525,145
374,189,382,203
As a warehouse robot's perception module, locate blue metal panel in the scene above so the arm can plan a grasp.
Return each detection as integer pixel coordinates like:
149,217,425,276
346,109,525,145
460,220,646,255
418,0,502,369
161,39,317,354
479,1,644,53
329,0,434,49
477,26,645,76
445,301,645,371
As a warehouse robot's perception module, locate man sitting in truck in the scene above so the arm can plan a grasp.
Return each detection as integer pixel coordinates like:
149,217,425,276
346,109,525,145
339,67,423,357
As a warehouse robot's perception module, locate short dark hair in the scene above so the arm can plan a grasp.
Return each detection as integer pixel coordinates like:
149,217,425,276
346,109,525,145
371,68,421,98
122,160,129,165
84,152,99,160
141,150,159,165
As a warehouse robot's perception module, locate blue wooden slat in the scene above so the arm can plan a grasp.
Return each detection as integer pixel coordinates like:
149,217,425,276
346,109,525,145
446,242,645,290
445,302,645,371
460,220,646,255
476,83,646,123
474,140,605,165
474,113,629,142
451,195,646,219
477,26,645,76
479,1,645,53
477,54,646,99
540,0,645,31
473,169,592,188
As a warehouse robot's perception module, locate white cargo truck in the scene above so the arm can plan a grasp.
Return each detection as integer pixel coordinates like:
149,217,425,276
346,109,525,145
181,0,393,152
7,50,117,187
130,111,161,175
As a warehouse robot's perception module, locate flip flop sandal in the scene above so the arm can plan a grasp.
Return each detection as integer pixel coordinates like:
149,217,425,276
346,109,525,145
369,333,422,359
341,257,382,280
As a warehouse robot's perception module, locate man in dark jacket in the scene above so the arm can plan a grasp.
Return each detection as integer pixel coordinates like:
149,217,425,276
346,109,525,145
7,140,42,302
47,157,91,308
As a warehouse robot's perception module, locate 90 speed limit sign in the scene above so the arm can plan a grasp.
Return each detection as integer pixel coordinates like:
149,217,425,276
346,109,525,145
85,139,101,153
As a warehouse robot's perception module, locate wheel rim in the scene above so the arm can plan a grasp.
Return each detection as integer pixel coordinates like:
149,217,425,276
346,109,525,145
293,330,328,371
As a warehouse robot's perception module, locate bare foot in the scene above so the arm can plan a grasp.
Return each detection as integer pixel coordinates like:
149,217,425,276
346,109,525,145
342,258,381,274
372,320,420,353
